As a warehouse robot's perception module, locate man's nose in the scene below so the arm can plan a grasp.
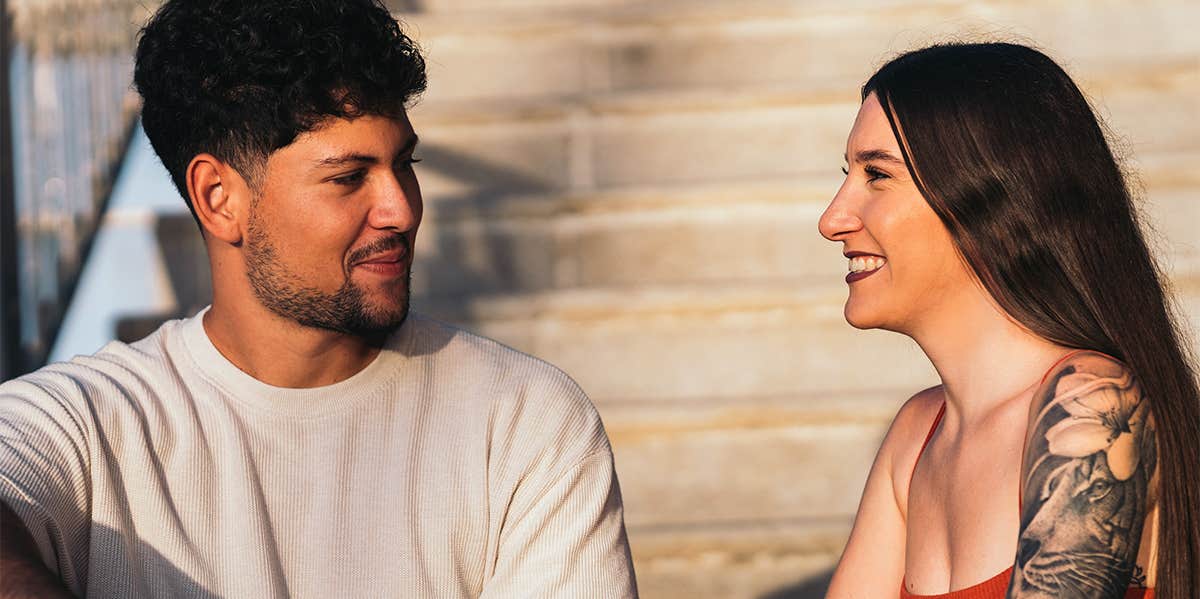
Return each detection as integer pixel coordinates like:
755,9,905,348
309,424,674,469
369,171,422,232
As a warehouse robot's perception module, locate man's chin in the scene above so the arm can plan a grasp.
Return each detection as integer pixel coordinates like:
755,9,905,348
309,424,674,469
344,301,410,339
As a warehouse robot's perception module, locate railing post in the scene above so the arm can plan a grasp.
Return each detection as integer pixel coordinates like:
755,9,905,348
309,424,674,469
0,0,23,380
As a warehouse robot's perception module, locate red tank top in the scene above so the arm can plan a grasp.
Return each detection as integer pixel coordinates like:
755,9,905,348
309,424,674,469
899,351,1155,599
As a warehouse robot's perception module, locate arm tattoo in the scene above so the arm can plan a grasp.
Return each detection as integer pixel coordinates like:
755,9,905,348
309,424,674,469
1007,359,1157,599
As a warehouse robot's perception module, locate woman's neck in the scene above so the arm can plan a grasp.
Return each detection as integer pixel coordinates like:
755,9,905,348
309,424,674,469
908,285,1071,425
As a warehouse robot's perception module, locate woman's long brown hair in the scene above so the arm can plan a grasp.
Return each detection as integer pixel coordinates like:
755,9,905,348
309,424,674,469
864,42,1200,598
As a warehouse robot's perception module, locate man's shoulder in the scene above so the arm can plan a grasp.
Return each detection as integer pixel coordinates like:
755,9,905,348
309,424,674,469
402,313,605,446
402,312,583,393
0,316,187,404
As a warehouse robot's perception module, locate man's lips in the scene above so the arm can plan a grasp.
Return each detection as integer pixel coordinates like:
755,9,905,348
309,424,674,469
355,249,406,266
351,242,410,278
349,235,411,271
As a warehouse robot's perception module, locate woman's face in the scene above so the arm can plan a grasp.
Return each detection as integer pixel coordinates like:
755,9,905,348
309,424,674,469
818,93,976,334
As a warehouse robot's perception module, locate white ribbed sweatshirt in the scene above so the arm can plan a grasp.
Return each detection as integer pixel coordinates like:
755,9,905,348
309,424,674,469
0,310,637,598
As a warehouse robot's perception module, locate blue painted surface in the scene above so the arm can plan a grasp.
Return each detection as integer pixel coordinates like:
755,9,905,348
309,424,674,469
48,124,190,363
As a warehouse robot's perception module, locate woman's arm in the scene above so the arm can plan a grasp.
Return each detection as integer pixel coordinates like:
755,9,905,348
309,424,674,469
1006,352,1157,598
827,392,938,598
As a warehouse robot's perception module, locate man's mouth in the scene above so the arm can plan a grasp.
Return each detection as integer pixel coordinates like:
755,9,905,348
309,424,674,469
350,236,411,276
351,236,410,265
356,249,406,266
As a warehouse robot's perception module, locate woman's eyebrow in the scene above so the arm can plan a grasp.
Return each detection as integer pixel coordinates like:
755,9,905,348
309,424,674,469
853,149,905,165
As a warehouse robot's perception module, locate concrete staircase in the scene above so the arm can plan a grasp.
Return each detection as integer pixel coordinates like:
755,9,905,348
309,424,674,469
110,1,1200,596
390,1,1200,597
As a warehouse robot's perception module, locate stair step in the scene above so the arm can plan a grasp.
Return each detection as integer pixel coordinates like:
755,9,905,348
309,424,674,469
627,517,847,599
412,153,1200,296
415,284,942,402
397,1,1200,105
416,274,1200,403
607,393,899,526
409,63,1198,197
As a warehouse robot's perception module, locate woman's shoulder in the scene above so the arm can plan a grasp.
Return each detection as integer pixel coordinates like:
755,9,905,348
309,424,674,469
878,386,947,493
889,385,947,445
1039,349,1131,390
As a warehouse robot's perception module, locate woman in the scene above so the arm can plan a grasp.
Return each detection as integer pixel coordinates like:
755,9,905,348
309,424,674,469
820,42,1200,599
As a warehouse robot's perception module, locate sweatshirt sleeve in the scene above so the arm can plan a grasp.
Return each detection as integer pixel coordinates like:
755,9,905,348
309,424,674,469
0,372,94,594
480,448,638,598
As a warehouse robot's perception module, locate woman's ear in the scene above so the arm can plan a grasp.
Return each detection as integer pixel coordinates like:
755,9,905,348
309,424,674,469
186,153,250,245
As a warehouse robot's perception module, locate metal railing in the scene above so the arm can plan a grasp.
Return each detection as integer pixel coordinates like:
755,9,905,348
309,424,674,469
1,0,149,378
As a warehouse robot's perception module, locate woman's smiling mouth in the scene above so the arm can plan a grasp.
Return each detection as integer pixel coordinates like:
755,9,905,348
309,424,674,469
845,252,887,283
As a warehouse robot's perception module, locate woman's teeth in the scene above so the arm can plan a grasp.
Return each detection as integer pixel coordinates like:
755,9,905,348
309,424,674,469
848,256,886,273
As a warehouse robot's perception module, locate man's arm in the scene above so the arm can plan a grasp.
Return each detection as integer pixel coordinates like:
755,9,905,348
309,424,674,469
480,448,637,599
0,375,93,598
1007,352,1156,598
1,501,75,598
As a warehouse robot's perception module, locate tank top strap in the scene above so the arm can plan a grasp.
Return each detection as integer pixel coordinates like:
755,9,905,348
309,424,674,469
909,401,946,487
1039,348,1092,387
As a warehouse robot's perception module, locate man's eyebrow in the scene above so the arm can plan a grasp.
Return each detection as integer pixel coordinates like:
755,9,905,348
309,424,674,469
311,134,421,168
313,153,377,168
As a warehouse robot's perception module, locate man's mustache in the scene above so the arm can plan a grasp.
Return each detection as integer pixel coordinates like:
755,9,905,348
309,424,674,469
348,235,411,265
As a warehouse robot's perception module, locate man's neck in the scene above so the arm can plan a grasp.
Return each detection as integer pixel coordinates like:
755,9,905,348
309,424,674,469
201,300,383,389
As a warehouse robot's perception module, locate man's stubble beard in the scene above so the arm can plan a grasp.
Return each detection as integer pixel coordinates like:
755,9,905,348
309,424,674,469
243,215,411,339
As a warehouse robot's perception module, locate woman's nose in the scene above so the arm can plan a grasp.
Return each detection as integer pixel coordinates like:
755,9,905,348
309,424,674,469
818,183,862,242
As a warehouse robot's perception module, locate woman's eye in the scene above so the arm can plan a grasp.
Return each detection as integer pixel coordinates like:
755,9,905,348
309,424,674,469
864,166,888,182
332,170,367,186
841,166,849,176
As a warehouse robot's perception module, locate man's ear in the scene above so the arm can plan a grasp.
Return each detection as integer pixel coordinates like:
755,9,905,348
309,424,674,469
186,153,252,244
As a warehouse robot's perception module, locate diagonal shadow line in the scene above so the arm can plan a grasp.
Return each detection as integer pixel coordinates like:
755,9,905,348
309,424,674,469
417,143,559,197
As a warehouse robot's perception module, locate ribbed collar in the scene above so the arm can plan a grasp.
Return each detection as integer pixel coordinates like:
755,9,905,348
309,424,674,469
174,306,406,419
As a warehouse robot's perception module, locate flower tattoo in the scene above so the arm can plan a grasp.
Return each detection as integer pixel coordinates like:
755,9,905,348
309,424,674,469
1042,370,1149,481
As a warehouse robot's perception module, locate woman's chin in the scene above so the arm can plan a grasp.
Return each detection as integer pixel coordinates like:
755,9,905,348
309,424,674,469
844,300,886,331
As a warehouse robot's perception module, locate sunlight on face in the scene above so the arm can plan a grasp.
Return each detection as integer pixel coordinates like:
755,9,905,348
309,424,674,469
244,113,423,337
818,93,974,335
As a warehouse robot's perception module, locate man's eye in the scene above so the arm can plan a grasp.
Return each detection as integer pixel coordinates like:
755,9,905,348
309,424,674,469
396,157,422,172
332,170,367,186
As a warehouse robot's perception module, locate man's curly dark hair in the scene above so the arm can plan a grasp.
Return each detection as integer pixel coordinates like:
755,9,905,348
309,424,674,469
134,0,427,224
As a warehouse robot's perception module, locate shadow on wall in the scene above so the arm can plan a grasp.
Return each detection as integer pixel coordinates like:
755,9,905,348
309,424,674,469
410,143,562,315
760,568,835,599
387,0,425,12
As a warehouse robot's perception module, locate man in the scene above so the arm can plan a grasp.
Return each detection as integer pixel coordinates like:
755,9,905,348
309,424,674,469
0,1,638,597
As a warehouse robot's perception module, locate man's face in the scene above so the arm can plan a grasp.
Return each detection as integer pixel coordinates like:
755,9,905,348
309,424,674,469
244,113,422,338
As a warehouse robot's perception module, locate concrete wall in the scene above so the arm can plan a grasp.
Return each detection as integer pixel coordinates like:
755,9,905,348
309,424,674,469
395,1,1200,597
